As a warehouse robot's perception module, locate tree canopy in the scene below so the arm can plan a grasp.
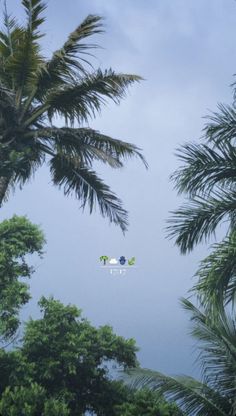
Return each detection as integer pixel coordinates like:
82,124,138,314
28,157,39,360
0,296,138,415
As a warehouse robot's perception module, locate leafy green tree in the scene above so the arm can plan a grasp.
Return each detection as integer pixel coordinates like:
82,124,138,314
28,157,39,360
168,102,236,253
0,215,44,341
125,299,236,416
1,297,138,415
0,0,147,232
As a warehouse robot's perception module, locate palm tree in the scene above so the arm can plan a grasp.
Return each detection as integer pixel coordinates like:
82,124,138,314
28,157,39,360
167,102,236,253
0,0,147,232
124,299,236,416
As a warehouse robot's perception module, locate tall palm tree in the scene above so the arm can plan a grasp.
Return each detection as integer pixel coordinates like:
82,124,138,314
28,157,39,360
124,299,236,416
0,0,147,232
168,102,236,253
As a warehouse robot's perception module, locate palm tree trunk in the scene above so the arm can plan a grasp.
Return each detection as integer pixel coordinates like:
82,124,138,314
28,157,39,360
0,176,10,206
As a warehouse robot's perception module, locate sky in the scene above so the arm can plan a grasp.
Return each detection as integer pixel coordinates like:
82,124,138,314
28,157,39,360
1,0,236,377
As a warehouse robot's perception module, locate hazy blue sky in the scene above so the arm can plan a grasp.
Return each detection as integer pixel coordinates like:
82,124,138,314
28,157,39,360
2,0,236,377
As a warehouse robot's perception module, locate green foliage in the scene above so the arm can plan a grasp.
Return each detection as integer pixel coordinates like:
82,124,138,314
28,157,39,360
0,215,45,340
193,229,236,310
43,398,70,416
167,189,236,254
0,0,147,231
0,383,46,415
0,383,70,416
0,297,138,415
115,389,183,416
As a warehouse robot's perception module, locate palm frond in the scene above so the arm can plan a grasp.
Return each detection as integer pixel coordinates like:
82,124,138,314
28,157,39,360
34,15,103,101
181,299,236,398
205,104,236,144
28,127,148,168
0,27,25,61
45,69,142,125
0,3,25,88
21,0,46,38
167,190,236,253
1,0,18,56
49,154,128,232
123,369,230,416
193,230,236,308
0,1,46,101
171,142,236,197
24,69,142,127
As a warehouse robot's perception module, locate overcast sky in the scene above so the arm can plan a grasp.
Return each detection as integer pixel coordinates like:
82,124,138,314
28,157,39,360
2,0,236,377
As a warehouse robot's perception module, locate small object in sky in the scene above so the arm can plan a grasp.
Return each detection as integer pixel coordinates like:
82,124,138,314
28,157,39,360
128,257,135,266
119,256,126,265
100,255,109,265
109,258,118,265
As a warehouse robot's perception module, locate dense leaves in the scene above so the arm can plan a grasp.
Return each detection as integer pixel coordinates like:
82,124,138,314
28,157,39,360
0,215,44,341
115,389,183,416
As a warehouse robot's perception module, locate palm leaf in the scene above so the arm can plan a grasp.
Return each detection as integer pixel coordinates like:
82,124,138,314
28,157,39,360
205,104,236,144
193,230,236,308
50,154,128,232
21,0,46,38
167,190,236,253
26,127,148,168
171,142,236,197
24,69,142,126
35,14,103,100
0,3,25,88
1,0,46,102
181,299,236,398
1,0,18,56
123,369,230,416
46,69,142,125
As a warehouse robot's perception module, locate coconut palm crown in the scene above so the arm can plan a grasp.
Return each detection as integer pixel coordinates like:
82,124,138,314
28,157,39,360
0,0,147,232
